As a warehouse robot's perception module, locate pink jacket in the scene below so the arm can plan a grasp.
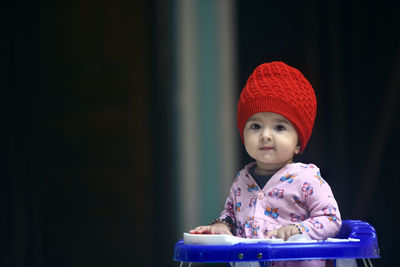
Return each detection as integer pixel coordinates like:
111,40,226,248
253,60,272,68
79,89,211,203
219,162,341,240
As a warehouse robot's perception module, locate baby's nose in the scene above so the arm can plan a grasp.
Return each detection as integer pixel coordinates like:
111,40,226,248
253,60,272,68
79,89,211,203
260,129,272,141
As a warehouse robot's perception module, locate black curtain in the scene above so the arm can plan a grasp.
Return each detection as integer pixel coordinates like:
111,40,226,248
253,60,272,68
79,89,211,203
2,1,42,266
237,1,400,266
2,0,177,266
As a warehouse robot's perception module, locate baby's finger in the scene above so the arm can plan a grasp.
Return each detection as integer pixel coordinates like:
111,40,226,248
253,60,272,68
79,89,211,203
266,230,277,239
190,229,201,234
189,226,204,233
211,226,231,235
190,226,211,234
275,230,286,240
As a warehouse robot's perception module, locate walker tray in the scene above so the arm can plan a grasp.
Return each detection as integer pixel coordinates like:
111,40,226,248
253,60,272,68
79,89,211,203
173,220,379,262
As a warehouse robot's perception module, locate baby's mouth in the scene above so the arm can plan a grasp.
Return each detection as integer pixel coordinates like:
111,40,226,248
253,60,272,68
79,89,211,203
259,146,273,151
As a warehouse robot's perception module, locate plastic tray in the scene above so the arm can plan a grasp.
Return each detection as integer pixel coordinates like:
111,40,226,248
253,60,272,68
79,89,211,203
173,220,379,263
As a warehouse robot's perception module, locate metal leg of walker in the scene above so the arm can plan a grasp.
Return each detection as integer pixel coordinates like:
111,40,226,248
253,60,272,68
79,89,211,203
178,262,192,267
362,258,373,267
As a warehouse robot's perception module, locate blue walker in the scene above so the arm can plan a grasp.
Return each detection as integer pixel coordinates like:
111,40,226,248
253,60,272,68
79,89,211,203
173,220,379,266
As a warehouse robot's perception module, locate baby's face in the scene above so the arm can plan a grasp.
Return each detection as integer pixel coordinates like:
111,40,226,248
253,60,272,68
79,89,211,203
243,112,300,173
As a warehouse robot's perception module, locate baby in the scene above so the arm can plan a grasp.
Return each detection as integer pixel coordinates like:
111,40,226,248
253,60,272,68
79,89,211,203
190,62,341,266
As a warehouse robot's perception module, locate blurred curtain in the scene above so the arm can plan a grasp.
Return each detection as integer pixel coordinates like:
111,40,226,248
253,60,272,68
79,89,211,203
2,1,42,266
173,0,238,233
3,0,159,266
236,2,400,266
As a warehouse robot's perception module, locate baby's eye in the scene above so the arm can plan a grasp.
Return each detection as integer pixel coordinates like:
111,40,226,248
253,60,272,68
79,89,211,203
275,124,286,131
250,123,261,130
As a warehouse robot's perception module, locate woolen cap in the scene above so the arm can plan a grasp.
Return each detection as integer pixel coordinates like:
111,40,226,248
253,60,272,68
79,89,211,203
237,61,317,152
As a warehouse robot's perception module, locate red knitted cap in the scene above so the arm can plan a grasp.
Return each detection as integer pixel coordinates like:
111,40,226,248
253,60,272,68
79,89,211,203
237,61,317,152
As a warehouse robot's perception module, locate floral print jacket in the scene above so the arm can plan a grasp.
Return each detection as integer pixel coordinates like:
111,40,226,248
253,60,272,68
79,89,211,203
219,162,341,240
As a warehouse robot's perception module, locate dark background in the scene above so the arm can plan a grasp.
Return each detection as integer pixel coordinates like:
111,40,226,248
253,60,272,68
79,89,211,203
2,0,399,266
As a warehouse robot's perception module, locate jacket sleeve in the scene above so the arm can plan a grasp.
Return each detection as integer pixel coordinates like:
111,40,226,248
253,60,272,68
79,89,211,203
292,170,342,240
218,183,237,232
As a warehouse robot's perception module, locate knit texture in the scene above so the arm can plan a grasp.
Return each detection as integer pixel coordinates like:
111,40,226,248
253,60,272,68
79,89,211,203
237,61,317,152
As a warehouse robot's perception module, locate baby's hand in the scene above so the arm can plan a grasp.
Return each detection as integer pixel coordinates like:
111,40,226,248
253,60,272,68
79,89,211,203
265,225,300,240
189,223,233,235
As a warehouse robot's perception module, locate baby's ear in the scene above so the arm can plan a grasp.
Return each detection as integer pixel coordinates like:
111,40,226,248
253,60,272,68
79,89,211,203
294,145,301,155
